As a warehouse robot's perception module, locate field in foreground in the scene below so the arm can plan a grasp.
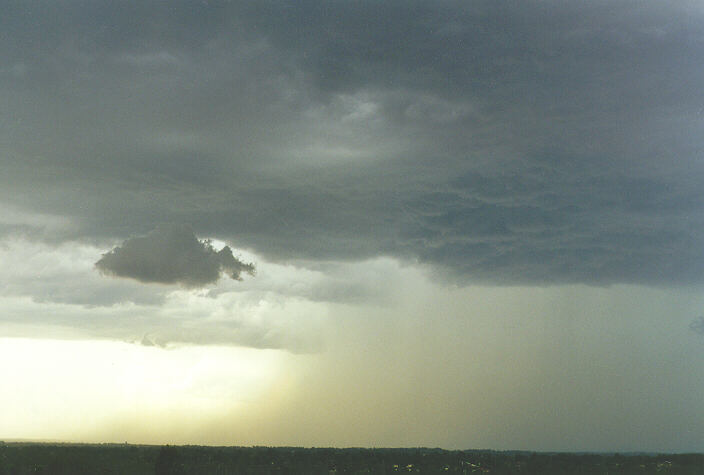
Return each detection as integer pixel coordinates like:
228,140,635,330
0,443,702,474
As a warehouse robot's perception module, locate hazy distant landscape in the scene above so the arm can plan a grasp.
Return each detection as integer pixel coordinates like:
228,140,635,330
1,443,703,474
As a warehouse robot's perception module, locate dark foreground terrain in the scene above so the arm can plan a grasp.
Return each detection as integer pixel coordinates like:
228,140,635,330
0,442,702,474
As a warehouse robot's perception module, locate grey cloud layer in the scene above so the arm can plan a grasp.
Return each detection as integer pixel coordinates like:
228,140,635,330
2,1,704,284
691,317,704,335
95,224,254,287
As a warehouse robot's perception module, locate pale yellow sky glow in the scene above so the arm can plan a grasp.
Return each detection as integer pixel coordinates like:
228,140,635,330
0,338,289,444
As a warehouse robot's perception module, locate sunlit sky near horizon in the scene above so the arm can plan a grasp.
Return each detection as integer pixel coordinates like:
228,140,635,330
2,0,704,452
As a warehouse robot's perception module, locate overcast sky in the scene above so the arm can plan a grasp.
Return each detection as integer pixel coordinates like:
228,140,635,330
2,0,704,451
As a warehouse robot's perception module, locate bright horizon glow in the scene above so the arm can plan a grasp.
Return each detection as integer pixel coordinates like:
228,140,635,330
0,338,288,444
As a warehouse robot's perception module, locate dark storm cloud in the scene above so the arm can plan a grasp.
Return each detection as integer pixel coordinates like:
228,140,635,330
2,1,704,285
95,224,254,287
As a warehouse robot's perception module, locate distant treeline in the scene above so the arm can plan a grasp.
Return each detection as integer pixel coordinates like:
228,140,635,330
0,442,702,474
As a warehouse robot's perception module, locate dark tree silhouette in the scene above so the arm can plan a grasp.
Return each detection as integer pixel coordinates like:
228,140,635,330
155,445,182,475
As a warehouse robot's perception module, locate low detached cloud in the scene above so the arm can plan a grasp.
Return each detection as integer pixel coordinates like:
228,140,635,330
95,224,254,287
